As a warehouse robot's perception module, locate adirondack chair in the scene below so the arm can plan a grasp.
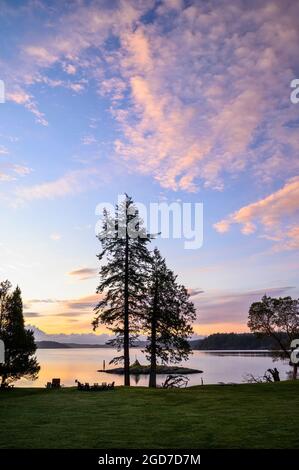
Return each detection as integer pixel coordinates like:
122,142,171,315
51,378,61,389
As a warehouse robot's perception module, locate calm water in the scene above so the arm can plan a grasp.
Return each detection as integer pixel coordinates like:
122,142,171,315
17,348,292,388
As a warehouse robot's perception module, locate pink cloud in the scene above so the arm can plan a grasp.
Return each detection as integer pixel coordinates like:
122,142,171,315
214,176,299,250
7,89,48,126
3,0,299,191
108,1,299,191
192,286,295,328
24,46,58,66
14,167,109,204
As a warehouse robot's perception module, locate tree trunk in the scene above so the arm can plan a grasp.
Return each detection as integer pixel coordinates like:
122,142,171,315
293,363,298,380
123,227,130,387
149,316,157,388
149,284,158,388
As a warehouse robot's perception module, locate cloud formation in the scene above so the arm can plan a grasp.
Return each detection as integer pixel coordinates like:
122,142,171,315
14,167,108,204
7,88,48,126
214,176,299,250
0,163,32,183
3,0,299,193
192,285,295,332
68,267,98,280
188,288,205,297
24,311,41,318
111,0,299,191
0,146,9,155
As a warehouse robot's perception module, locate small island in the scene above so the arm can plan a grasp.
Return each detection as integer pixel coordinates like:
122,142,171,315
98,359,203,375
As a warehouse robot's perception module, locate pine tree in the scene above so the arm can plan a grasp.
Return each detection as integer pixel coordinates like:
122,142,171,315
0,284,40,388
93,195,152,386
0,280,12,331
145,249,196,388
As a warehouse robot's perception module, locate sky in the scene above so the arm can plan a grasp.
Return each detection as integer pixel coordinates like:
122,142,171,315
0,0,298,340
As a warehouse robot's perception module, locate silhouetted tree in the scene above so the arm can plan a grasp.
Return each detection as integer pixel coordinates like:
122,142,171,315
0,284,40,388
0,280,12,329
144,249,196,388
248,295,299,379
93,195,152,386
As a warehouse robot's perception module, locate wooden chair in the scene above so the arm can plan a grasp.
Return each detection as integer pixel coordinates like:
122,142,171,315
51,378,61,389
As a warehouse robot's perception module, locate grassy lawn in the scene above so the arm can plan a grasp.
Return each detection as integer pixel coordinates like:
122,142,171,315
0,381,299,449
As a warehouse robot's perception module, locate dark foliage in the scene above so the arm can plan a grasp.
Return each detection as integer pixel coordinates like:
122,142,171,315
93,195,152,386
191,332,288,350
0,281,40,387
247,295,299,379
144,248,196,387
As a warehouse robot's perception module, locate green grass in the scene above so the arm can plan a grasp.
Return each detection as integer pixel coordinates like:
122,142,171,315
1,381,299,448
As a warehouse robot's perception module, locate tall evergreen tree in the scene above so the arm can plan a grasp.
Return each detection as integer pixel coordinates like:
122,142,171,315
93,195,152,386
145,249,196,388
0,284,40,388
0,280,12,329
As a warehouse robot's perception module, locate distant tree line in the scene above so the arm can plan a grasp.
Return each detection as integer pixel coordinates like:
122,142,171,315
191,332,288,350
93,195,196,387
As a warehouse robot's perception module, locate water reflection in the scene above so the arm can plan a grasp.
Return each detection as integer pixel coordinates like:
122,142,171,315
16,348,292,388
133,375,141,385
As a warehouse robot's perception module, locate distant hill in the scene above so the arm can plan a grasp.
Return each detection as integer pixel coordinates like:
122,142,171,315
27,324,111,345
36,341,109,349
36,341,70,349
190,333,286,350
37,333,286,350
36,340,148,349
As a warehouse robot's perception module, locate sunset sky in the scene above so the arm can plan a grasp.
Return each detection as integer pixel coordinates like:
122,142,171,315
0,0,298,340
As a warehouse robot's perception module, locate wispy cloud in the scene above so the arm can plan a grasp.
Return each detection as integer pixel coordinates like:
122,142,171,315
68,267,97,280
214,176,299,250
27,299,62,304
188,288,204,297
0,172,16,182
81,135,96,145
110,1,299,191
24,293,101,334
0,162,32,184
24,311,41,318
12,164,32,176
3,0,147,125
14,167,108,205
0,146,9,156
194,286,295,329
7,89,48,126
64,294,99,311
4,0,299,191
